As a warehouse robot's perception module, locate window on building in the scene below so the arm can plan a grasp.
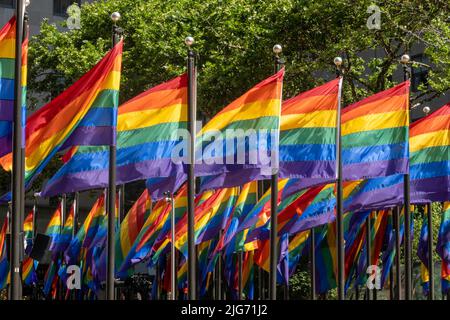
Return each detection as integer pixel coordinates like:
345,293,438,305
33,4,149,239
0,0,15,8
410,53,429,93
53,0,81,17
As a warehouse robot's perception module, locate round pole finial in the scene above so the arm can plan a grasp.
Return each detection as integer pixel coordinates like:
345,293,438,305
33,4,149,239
273,44,282,55
422,106,431,115
334,56,343,67
401,54,410,64
111,12,121,23
185,36,195,47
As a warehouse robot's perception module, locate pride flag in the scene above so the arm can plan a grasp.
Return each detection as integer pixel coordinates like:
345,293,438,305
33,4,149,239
279,78,341,186
22,256,38,286
410,103,450,203
343,174,404,213
23,209,33,254
45,204,62,249
0,16,28,157
50,204,74,259
278,183,336,235
341,82,410,180
1,40,123,187
0,216,8,289
41,74,187,196
197,69,284,191
117,197,171,277
437,202,450,265
174,187,238,256
313,211,364,295
65,194,106,265
116,189,151,271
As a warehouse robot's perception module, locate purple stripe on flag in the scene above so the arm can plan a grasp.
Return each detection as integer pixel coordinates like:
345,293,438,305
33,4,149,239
411,176,450,204
60,126,114,149
284,210,335,235
343,158,408,181
281,178,335,200
146,172,186,200
279,160,335,180
0,100,13,121
199,168,270,192
41,158,184,197
344,182,404,213
0,135,11,157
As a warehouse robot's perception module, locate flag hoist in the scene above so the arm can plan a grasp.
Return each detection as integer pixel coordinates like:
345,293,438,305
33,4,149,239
270,44,283,300
185,35,197,300
333,56,345,300
11,0,27,300
400,53,412,300
107,11,123,300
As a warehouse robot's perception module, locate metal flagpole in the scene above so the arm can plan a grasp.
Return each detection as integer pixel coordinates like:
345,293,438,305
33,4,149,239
310,227,316,300
365,214,371,300
393,206,402,300
185,35,197,300
164,192,176,300
426,203,434,300
73,192,79,236
11,0,25,300
119,185,125,222
334,56,345,300
269,44,283,300
238,252,243,300
400,54,412,300
106,11,122,300
217,238,222,300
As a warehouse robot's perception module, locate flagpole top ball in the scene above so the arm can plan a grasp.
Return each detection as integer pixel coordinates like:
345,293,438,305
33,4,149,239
401,54,410,64
423,106,431,114
273,44,282,55
185,36,195,47
111,12,121,23
334,57,343,67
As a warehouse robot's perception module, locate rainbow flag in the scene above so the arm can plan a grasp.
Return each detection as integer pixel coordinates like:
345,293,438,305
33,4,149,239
0,216,9,289
64,194,106,265
117,197,171,277
279,78,341,186
437,202,450,266
284,230,310,279
242,251,255,299
43,259,59,296
23,209,33,254
314,222,337,294
410,103,450,203
217,182,258,252
45,204,62,249
22,256,38,286
341,82,410,180
116,189,151,272
278,183,336,235
197,69,284,191
94,189,151,280
174,187,238,256
41,74,187,197
50,204,74,259
1,40,123,188
343,174,404,213
0,16,28,157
